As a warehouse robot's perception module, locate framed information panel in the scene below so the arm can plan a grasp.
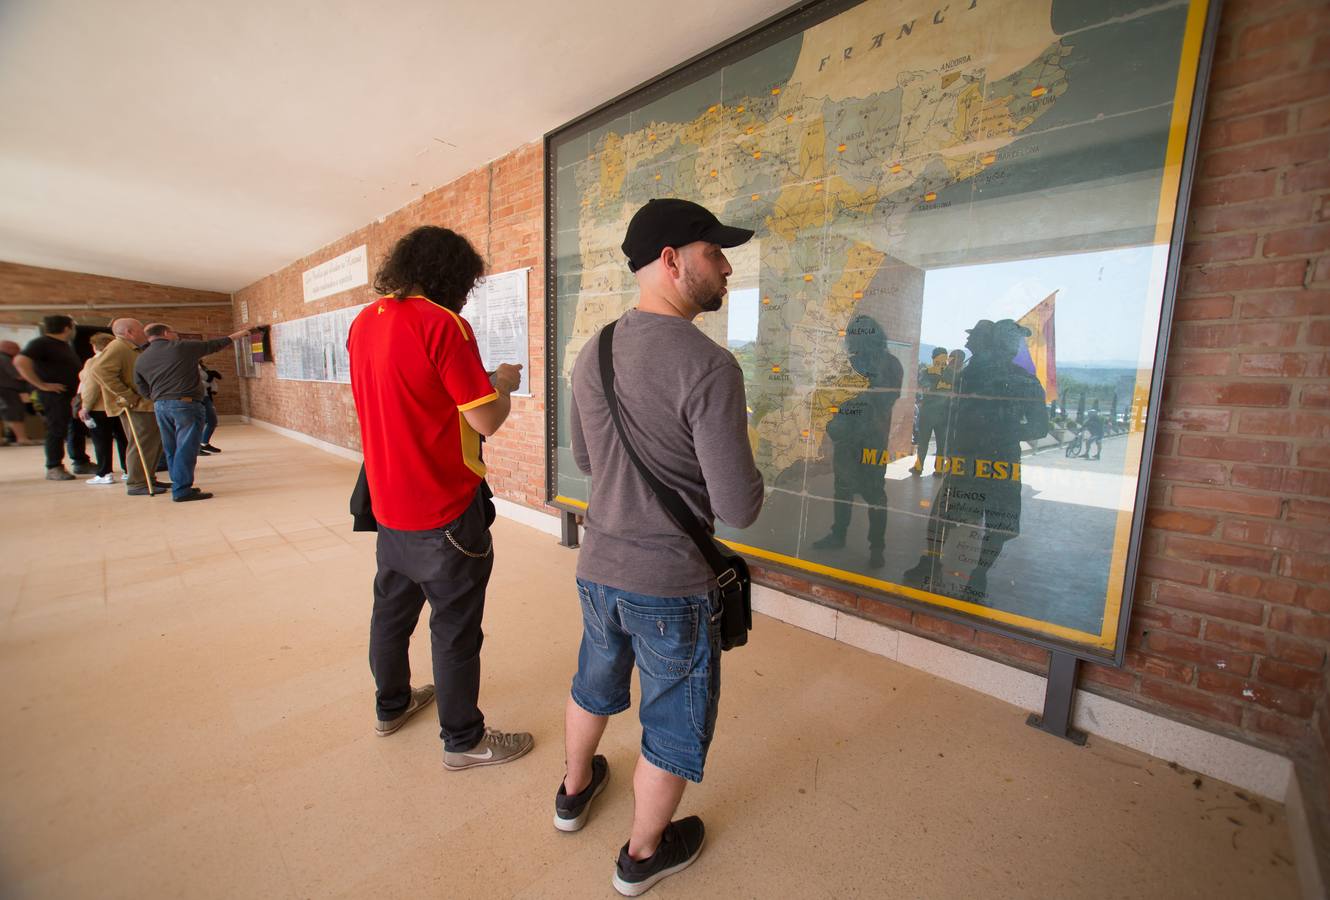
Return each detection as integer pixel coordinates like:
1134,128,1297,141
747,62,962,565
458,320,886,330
545,0,1220,662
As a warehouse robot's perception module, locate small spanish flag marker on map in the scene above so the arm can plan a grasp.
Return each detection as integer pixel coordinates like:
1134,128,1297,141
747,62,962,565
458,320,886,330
801,429,810,438
746,126,755,134
648,133,656,141
890,163,903,173
771,365,782,373
710,169,718,177
708,105,718,113
654,174,661,181
981,153,997,165
924,191,937,202
786,114,795,122
814,184,824,192
853,291,863,300
828,406,839,414
753,151,762,159
803,274,814,282
837,143,847,153
838,329,847,336
737,105,745,113
771,87,781,95
1030,86,1047,97
762,297,772,305
751,193,761,201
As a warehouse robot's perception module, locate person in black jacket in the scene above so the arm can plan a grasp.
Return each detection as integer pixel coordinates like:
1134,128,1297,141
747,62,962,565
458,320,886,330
13,316,83,480
197,362,223,454
810,315,904,569
901,319,1049,603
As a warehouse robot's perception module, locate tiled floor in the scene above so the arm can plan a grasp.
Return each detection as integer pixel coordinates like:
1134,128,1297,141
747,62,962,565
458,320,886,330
0,426,1301,898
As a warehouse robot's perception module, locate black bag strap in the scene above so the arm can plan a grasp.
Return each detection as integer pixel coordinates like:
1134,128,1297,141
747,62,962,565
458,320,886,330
598,319,740,589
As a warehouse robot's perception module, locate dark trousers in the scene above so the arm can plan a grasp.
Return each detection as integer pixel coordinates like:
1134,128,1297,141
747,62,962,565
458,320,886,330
369,485,493,751
88,411,128,476
202,395,218,443
828,467,888,548
66,414,91,465
916,411,947,468
38,389,72,469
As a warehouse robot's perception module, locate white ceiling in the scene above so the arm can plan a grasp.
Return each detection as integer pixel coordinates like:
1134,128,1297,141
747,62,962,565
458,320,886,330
0,0,795,293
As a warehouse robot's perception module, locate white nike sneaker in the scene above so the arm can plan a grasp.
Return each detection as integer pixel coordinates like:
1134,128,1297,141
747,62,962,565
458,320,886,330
443,727,534,771
86,474,114,485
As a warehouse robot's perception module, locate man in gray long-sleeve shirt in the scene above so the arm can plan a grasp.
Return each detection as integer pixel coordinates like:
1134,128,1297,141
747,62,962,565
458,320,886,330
134,322,249,501
556,199,764,896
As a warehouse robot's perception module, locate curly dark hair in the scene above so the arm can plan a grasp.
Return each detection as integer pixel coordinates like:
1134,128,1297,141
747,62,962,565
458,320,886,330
374,226,485,311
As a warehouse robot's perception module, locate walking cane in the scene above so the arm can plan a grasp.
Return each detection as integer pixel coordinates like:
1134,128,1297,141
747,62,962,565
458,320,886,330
92,371,154,496
119,408,154,496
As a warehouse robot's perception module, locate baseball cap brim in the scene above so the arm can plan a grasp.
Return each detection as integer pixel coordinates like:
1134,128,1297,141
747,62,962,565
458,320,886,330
700,222,755,248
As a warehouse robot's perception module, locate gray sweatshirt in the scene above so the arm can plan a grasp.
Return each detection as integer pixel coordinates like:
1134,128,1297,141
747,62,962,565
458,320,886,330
570,308,765,596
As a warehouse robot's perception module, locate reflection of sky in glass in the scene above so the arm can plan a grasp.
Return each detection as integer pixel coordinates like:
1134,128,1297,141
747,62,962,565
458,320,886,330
726,288,759,346
920,246,1156,365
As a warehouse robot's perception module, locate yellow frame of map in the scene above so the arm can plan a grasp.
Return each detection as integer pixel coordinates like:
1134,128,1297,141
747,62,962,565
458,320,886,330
545,0,1221,663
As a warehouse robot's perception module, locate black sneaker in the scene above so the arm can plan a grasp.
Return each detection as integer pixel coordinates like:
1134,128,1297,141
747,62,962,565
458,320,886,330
612,816,705,897
201,443,221,453
197,446,212,455
71,461,97,475
554,754,609,832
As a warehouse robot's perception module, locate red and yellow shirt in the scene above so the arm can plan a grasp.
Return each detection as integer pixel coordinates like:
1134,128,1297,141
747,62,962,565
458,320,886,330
348,295,497,530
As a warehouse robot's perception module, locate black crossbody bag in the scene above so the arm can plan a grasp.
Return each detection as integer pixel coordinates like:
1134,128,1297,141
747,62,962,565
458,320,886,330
598,320,752,651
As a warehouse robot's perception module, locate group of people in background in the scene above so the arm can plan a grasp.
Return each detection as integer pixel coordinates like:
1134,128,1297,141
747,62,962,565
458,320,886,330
1,314,248,502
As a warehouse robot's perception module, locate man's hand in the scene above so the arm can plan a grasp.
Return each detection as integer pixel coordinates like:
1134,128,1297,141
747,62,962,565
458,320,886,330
491,363,523,395
40,383,67,393
228,328,252,341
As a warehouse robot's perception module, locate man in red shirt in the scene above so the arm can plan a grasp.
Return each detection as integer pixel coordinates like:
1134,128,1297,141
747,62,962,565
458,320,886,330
348,225,532,770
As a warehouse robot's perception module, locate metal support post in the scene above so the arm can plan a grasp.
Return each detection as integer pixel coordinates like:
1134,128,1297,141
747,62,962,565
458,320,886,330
1026,651,1087,745
559,510,580,549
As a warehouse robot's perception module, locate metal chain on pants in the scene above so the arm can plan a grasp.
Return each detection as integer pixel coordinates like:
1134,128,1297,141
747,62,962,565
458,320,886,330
444,528,492,559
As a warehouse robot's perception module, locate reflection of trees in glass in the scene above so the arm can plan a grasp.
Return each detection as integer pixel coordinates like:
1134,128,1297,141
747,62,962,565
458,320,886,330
809,315,903,570
730,341,758,386
901,318,1049,604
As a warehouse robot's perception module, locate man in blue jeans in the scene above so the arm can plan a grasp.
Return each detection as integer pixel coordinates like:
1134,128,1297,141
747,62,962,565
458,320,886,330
133,322,250,502
562,200,765,896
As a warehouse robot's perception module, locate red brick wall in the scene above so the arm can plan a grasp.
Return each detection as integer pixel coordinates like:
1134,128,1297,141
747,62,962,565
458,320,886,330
232,2,1328,760
774,0,1329,762
233,142,546,508
0,262,242,414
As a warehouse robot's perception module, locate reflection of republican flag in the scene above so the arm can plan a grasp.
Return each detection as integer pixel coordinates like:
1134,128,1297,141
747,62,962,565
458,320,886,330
1014,291,1057,402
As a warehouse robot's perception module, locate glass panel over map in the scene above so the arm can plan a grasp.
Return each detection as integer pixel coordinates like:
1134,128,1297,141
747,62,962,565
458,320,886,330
549,0,1210,655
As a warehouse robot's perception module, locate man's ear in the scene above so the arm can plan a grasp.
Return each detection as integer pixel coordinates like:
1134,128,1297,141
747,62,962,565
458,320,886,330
660,246,681,278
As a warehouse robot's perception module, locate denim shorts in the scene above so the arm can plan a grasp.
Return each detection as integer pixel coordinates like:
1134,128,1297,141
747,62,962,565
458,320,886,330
570,578,722,783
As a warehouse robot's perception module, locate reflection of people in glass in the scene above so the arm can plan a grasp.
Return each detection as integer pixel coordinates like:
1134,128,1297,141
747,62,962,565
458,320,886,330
901,319,1049,601
811,315,903,569
1082,407,1104,460
910,347,962,477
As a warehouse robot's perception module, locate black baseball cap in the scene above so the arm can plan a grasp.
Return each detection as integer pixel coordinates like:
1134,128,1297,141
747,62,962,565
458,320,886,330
621,198,754,272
